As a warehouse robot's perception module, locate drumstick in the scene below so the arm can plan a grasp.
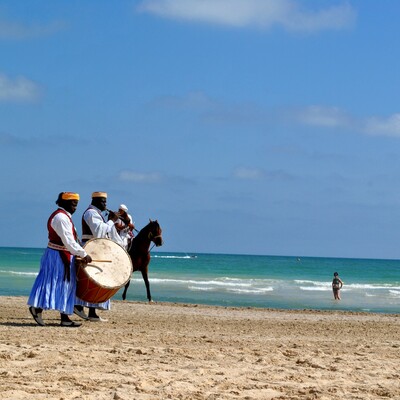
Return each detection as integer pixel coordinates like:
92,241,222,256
77,257,112,263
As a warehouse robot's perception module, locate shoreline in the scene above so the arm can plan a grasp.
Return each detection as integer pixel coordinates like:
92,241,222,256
1,296,399,399
3,294,400,317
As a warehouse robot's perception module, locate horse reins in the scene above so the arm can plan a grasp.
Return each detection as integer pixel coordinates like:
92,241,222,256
127,230,162,253
148,231,162,252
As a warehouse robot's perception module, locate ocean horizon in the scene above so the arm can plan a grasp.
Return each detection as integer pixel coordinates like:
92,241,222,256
1,246,399,314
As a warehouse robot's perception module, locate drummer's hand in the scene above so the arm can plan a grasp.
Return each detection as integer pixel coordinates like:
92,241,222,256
81,255,92,264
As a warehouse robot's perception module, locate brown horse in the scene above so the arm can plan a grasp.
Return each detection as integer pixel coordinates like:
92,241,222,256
122,219,163,302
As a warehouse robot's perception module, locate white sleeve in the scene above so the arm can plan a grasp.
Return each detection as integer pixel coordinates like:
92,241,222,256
83,209,124,246
84,209,115,238
51,214,87,257
107,225,125,246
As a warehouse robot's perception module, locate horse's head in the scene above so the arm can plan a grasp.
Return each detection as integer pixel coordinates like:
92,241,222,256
148,219,163,247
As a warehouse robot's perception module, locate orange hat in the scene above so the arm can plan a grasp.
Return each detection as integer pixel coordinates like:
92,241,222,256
61,192,80,201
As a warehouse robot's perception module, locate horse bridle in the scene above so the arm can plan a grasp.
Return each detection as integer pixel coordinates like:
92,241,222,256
148,231,163,251
148,232,162,241
126,228,162,253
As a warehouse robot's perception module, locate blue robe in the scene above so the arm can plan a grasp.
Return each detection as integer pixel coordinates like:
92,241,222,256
28,248,77,315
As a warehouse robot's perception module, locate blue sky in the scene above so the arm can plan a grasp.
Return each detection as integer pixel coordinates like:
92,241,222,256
1,0,400,259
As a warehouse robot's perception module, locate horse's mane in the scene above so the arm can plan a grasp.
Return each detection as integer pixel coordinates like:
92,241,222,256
129,219,160,252
136,220,159,237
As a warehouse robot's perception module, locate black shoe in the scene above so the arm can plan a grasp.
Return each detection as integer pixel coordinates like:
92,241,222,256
29,306,45,326
60,320,82,327
74,307,89,320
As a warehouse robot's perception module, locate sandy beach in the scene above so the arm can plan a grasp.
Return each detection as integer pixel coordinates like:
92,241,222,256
0,296,399,399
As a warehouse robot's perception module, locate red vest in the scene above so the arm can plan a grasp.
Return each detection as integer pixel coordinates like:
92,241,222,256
47,208,78,281
48,209,77,246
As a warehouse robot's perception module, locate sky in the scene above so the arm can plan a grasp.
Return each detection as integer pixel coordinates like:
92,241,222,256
1,0,400,259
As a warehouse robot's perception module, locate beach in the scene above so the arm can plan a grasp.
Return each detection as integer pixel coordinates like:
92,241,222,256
0,296,399,399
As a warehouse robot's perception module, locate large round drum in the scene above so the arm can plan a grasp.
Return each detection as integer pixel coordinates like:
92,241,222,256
76,238,133,303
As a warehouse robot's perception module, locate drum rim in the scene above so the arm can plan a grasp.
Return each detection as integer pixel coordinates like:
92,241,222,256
81,237,133,288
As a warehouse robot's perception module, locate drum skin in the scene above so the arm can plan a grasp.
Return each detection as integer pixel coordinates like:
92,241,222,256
76,238,133,303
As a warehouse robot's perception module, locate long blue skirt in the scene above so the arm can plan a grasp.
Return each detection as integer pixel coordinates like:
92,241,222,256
27,248,77,315
75,297,111,310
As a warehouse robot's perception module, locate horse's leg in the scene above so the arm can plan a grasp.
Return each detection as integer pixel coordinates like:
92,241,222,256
122,279,131,300
141,269,152,302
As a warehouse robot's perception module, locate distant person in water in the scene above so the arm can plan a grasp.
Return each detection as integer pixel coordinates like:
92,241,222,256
332,272,343,300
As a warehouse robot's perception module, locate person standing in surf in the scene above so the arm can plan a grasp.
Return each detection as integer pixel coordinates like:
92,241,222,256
332,272,344,300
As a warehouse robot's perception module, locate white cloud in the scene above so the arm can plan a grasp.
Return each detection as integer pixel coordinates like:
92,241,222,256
233,166,295,181
296,105,400,138
364,114,400,137
296,105,353,128
281,2,356,32
151,90,400,139
151,91,271,127
137,0,356,32
118,170,163,183
0,73,42,102
234,166,265,180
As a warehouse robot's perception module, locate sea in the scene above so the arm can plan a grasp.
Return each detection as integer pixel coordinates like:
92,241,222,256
1,247,399,314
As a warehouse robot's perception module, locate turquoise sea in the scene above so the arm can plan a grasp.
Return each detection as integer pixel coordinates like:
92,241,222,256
0,247,399,314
